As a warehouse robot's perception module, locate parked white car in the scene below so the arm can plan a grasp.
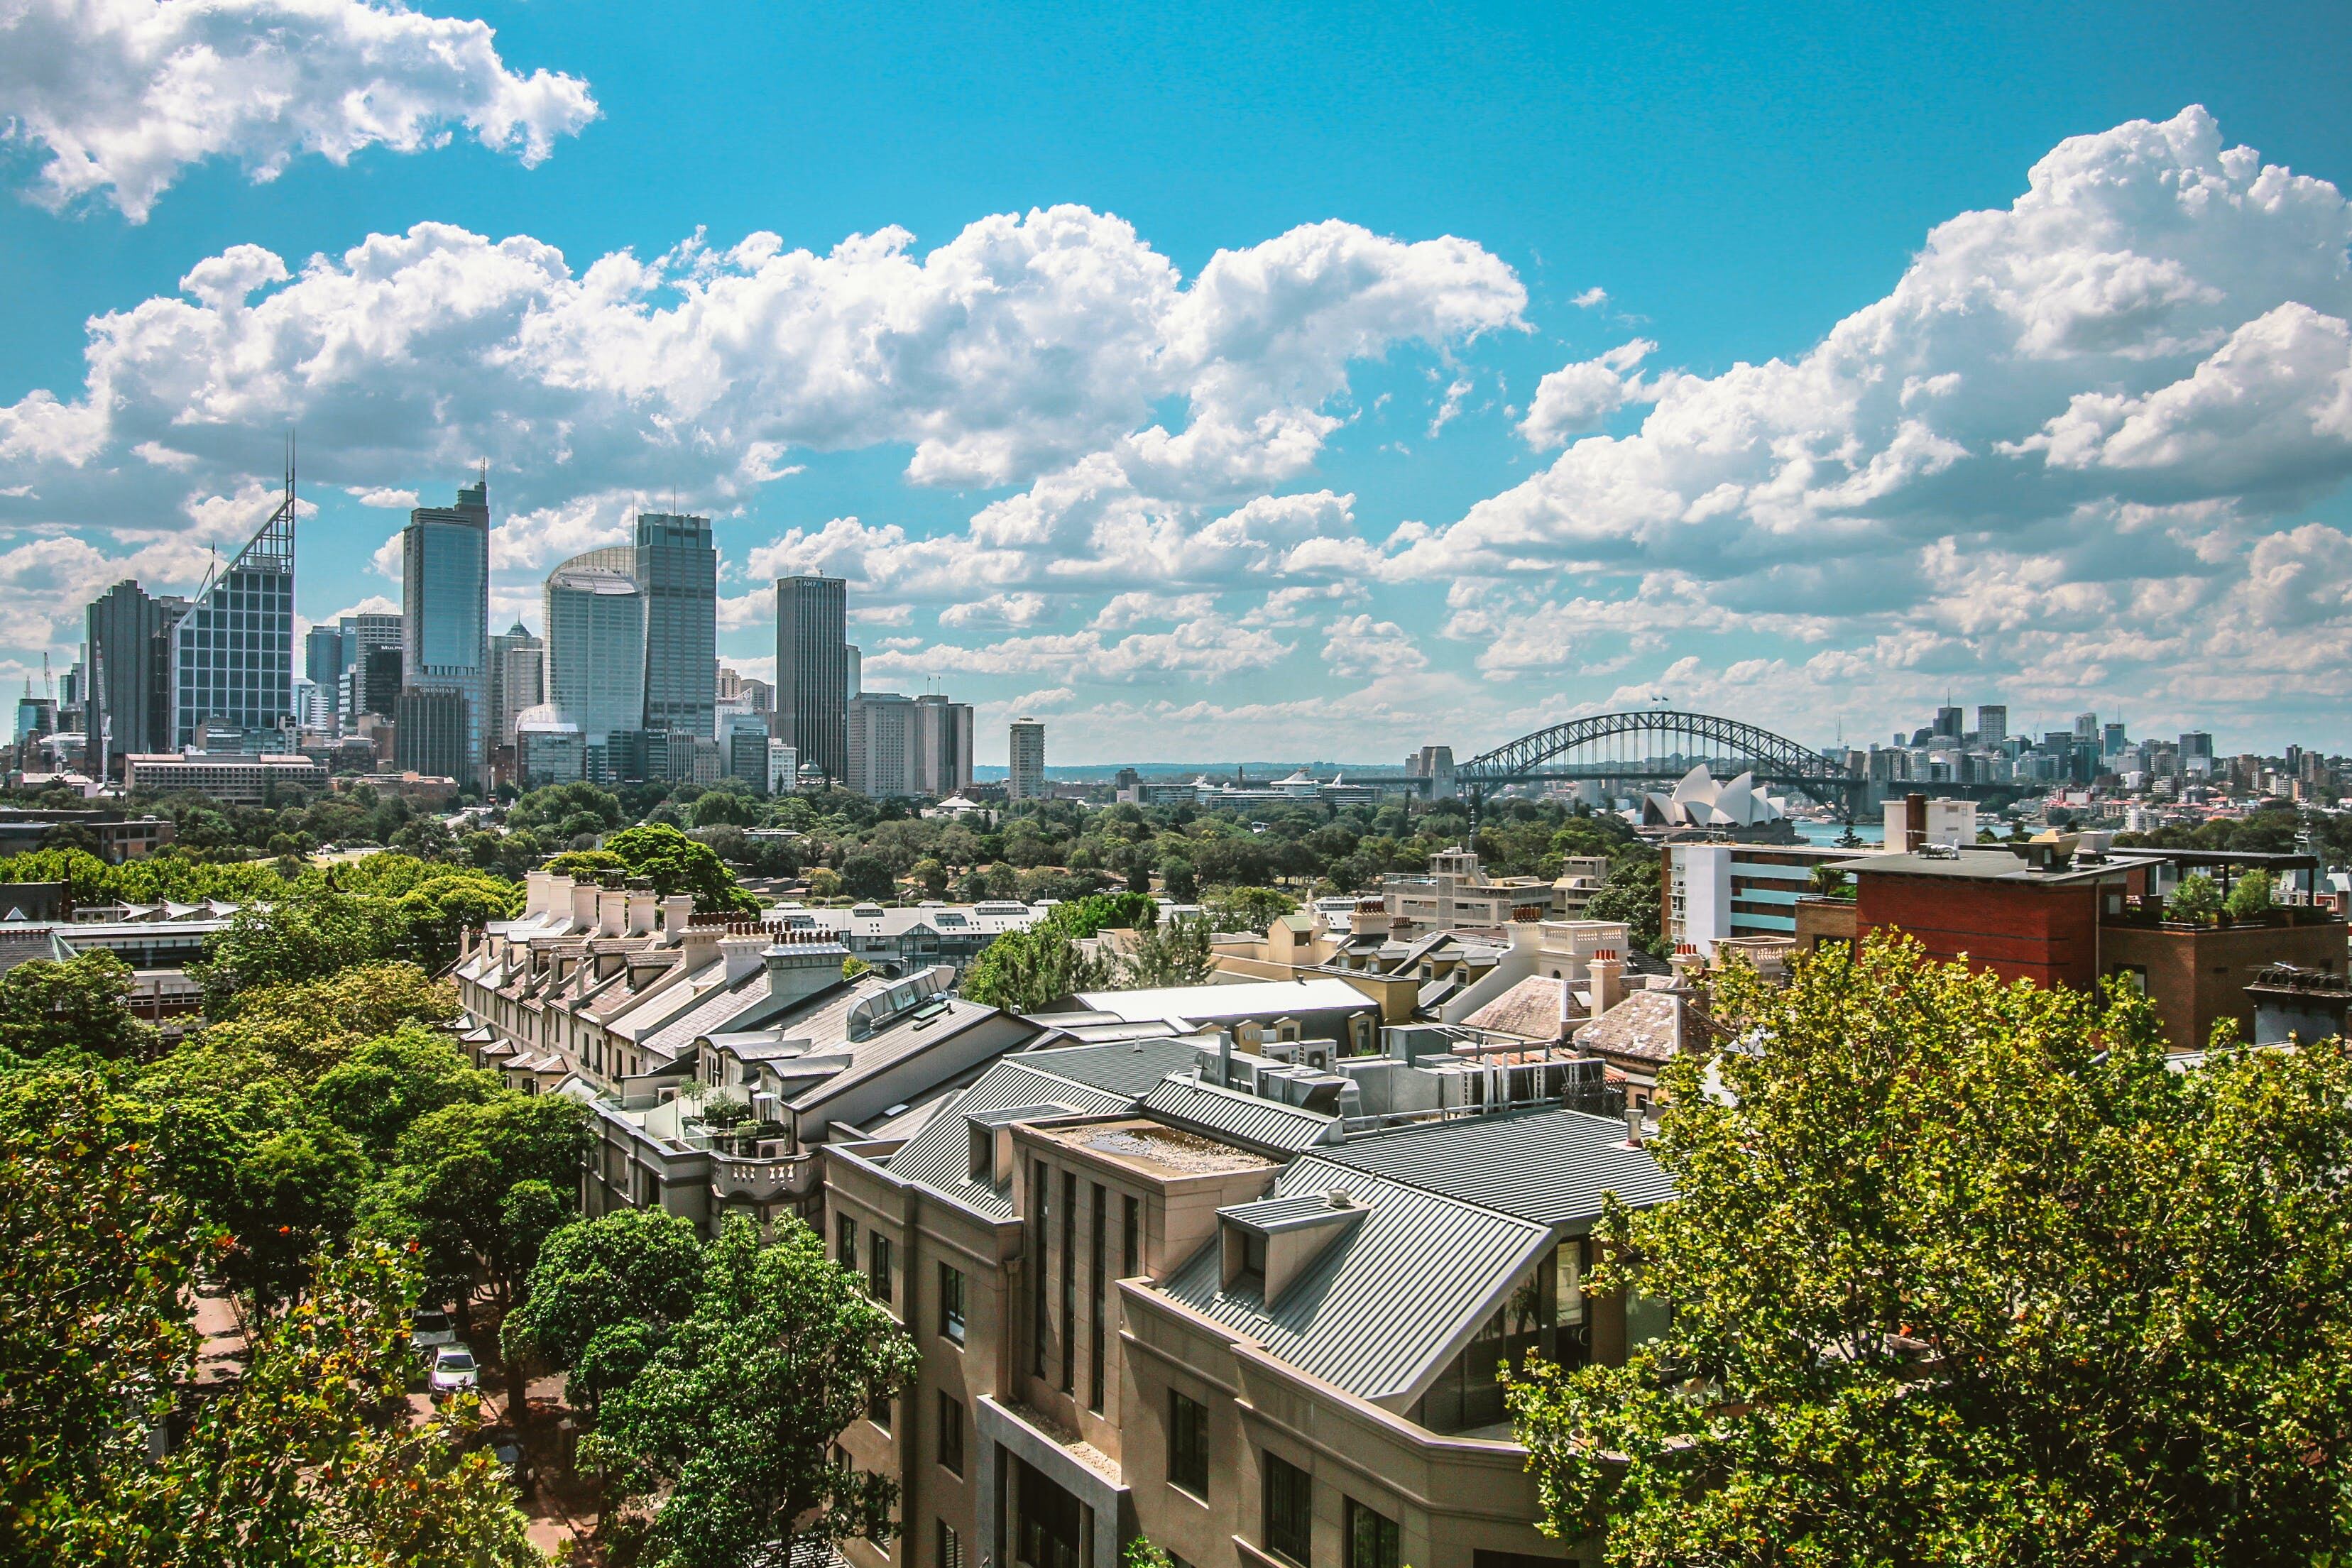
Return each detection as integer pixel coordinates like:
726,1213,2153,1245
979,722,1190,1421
428,1346,479,1395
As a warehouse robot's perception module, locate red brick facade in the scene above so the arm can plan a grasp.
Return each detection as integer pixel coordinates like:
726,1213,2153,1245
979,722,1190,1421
1856,873,2107,990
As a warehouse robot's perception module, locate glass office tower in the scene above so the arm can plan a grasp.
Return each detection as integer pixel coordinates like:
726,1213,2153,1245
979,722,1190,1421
401,481,492,784
776,575,848,782
544,550,647,766
171,481,297,749
635,512,716,739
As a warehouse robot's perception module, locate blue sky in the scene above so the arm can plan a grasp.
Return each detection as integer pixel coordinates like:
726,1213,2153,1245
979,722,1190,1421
4,1,2351,762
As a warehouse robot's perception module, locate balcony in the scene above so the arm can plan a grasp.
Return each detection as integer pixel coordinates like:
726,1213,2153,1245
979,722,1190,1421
710,1152,816,1203
2100,896,2343,932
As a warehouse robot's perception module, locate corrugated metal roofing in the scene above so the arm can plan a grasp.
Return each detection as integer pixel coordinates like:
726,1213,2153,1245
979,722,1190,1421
1064,978,1377,1025
1154,1157,1551,1404
1320,1107,1675,1229
1140,1075,1340,1154
885,1037,1206,1217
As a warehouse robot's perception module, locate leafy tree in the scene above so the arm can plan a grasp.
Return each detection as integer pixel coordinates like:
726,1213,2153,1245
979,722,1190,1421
838,851,896,902
1506,933,2352,1567
1202,884,1297,934
691,790,757,828
1118,914,1213,989
0,949,155,1067
602,823,762,914
958,926,1110,1013
311,1023,498,1158
504,1208,707,1403
197,962,456,1078
1,1079,537,1567
393,871,524,973
0,1075,205,1557
2224,867,2276,919
219,1121,371,1305
359,1092,589,1315
2166,871,2224,923
842,955,873,980
909,857,950,899
508,779,623,835
583,1215,916,1568
191,887,406,1012
1160,855,1198,902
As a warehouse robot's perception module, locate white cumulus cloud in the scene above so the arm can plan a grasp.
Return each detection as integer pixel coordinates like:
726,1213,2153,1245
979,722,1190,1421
0,0,598,221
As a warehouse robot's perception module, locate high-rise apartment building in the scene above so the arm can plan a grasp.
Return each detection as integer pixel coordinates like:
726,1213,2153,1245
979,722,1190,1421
776,576,848,782
1976,705,2008,749
171,478,297,750
85,581,187,777
544,552,647,752
1008,716,1046,801
402,481,491,784
635,512,716,739
913,693,974,797
487,621,545,752
848,691,917,797
1934,705,1964,739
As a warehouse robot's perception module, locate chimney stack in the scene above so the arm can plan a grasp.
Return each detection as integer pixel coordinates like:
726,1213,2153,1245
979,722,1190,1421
625,884,657,937
1622,1103,1644,1148
1590,949,1625,1015
569,879,599,931
661,892,695,934
598,888,628,939
525,869,554,919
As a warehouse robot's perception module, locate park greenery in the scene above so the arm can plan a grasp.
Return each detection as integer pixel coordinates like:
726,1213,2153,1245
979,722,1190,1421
1505,931,2352,1566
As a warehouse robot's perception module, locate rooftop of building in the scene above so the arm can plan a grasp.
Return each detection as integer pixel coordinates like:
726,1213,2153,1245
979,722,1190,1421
1056,977,1375,1024
1844,844,2128,884
1034,1117,1277,1180
1319,1105,1674,1232
1154,1156,1553,1408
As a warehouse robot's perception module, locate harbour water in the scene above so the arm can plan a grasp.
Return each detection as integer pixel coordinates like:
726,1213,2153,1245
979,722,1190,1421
1792,818,1885,847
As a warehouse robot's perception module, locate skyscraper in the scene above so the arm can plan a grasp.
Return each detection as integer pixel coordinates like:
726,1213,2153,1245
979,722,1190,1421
85,580,187,777
776,576,848,782
337,613,403,728
848,691,917,796
171,469,297,750
544,552,647,752
304,625,344,688
487,621,545,752
1008,716,1046,801
1976,705,2008,749
913,694,973,797
401,480,492,785
1934,705,1963,740
635,512,716,738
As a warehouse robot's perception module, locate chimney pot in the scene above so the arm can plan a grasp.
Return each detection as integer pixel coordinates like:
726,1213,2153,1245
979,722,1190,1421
1624,1104,1644,1147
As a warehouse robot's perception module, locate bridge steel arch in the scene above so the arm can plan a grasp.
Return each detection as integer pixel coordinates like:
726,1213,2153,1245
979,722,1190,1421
1455,709,1866,818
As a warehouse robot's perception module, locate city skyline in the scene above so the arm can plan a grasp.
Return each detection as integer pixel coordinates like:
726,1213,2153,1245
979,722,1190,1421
5,7,2352,763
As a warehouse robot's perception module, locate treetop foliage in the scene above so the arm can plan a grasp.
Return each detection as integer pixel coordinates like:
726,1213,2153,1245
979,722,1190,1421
1506,931,2352,1567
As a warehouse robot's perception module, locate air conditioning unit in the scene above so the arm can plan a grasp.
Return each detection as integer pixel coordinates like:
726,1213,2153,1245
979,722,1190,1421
755,1139,789,1160
657,1087,679,1104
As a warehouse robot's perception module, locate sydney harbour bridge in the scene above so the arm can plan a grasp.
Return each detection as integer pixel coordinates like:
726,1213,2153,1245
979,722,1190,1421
1347,708,1871,819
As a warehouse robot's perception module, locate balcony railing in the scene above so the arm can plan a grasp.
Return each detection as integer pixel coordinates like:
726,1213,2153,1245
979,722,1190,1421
2101,897,2342,931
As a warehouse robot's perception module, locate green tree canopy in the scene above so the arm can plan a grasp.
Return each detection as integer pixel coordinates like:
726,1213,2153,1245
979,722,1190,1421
599,823,761,914
1506,932,2352,1566
191,887,407,1011
311,1023,498,1158
1201,884,1296,934
504,1207,707,1403
2165,871,2225,923
582,1215,917,1568
195,961,456,1078
508,779,623,835
0,949,155,1068
359,1092,590,1312
2224,867,2276,919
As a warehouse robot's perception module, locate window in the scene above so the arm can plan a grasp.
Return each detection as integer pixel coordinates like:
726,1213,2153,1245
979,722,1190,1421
937,1391,965,1476
1346,1499,1399,1568
1263,1452,1312,1565
870,1233,895,1305
837,1212,858,1271
1059,1170,1078,1393
939,1262,966,1344
938,1521,963,1568
1122,1194,1139,1280
1031,1161,1049,1378
1088,1183,1107,1413
868,1389,892,1432
1168,1389,1209,1499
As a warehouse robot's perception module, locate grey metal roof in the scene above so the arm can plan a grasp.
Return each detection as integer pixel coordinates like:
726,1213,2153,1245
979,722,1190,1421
1320,1107,1675,1231
1221,1190,1357,1232
885,1037,1207,1217
1141,1075,1341,1155
1154,1157,1551,1405
1062,978,1377,1026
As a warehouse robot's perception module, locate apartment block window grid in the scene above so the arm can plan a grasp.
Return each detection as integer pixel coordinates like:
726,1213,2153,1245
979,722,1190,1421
1263,1451,1313,1566
939,1261,966,1345
936,1390,964,1476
